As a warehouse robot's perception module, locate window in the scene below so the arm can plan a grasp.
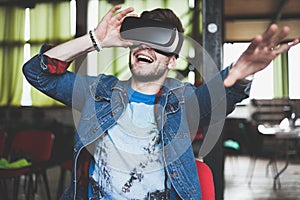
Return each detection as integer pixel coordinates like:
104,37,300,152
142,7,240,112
21,8,32,106
20,1,76,106
223,42,274,100
288,44,300,99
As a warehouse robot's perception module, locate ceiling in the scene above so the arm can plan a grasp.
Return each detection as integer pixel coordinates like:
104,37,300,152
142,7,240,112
224,0,300,42
0,0,299,42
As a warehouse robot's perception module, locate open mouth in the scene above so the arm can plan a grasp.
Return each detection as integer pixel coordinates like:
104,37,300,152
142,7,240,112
136,54,154,63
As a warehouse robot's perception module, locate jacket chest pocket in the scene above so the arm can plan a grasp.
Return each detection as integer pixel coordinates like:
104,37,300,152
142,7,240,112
77,102,122,146
81,98,110,120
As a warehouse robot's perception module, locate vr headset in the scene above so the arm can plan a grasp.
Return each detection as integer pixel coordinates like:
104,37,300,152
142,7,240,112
120,16,182,57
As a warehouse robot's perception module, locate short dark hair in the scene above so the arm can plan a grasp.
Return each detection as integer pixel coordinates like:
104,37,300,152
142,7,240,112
140,8,184,57
140,8,184,33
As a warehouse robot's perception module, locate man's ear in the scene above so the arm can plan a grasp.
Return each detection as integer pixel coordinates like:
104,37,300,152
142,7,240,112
168,56,177,70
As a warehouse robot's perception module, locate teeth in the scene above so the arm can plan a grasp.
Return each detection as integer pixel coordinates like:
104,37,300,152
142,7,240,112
137,55,153,63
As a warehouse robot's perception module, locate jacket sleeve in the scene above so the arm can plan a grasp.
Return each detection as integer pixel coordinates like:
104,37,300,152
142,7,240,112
186,66,250,128
22,44,93,111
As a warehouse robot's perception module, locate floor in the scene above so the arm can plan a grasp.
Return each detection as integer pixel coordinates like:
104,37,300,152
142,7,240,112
1,156,300,200
224,156,300,200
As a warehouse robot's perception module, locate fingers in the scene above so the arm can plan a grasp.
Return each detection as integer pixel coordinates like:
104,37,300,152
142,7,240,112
273,38,300,55
248,24,294,53
102,5,134,22
258,24,280,49
122,41,134,48
269,26,290,47
288,38,300,48
247,35,263,52
247,24,277,51
127,13,139,17
247,25,277,52
247,24,278,52
102,4,122,21
114,7,134,21
261,24,278,44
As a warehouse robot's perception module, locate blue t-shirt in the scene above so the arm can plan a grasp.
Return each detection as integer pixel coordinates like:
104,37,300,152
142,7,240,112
88,89,170,199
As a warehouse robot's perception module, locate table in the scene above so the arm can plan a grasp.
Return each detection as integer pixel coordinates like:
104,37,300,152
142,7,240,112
258,125,300,189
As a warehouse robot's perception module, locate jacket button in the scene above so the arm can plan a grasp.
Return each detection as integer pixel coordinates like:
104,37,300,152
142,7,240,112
168,105,175,112
95,96,102,101
92,128,98,133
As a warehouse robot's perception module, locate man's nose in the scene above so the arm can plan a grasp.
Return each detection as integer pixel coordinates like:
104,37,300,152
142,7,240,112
130,44,153,51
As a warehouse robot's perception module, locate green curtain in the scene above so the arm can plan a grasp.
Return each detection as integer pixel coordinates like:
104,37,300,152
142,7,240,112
29,2,73,106
273,52,289,98
30,2,72,43
0,2,73,107
0,7,25,106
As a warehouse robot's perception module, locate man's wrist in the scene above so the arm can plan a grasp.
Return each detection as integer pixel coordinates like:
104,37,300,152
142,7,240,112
237,78,252,86
229,62,254,85
89,29,103,52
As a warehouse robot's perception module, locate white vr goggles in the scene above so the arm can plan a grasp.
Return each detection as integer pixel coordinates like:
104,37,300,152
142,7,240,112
120,17,182,56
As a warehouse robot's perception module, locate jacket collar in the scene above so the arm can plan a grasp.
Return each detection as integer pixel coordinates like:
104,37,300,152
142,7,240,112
90,75,187,101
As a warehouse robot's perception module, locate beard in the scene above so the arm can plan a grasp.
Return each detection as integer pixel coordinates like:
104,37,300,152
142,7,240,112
129,57,168,83
129,63,168,82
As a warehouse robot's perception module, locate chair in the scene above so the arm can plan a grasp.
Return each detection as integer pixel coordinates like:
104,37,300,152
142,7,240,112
0,129,54,200
0,130,7,158
196,159,215,200
56,147,92,199
248,99,291,188
239,120,281,188
56,159,73,199
222,117,282,188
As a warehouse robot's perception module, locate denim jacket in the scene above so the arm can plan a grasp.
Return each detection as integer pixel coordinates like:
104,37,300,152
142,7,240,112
23,45,249,200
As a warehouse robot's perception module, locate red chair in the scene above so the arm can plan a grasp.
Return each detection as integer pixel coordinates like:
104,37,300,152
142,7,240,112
196,159,215,200
0,130,7,157
0,130,54,200
56,148,92,199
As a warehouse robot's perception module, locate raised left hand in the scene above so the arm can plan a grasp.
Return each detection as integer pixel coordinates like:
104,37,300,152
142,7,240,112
223,24,299,87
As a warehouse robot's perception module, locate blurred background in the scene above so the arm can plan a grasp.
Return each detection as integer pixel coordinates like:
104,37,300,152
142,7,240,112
0,0,300,199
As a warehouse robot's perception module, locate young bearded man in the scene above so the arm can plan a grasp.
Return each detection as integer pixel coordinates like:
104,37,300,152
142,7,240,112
23,5,298,200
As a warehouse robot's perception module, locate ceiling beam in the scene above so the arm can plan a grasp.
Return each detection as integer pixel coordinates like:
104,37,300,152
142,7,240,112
225,14,300,21
225,19,300,42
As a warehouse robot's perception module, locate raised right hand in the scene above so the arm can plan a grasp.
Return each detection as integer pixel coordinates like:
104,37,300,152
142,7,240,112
94,5,136,48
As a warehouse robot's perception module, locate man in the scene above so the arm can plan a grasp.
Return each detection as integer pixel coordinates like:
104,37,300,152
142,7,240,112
23,5,298,200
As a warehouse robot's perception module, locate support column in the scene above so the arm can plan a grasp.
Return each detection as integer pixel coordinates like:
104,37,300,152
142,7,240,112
202,0,224,199
74,0,88,72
